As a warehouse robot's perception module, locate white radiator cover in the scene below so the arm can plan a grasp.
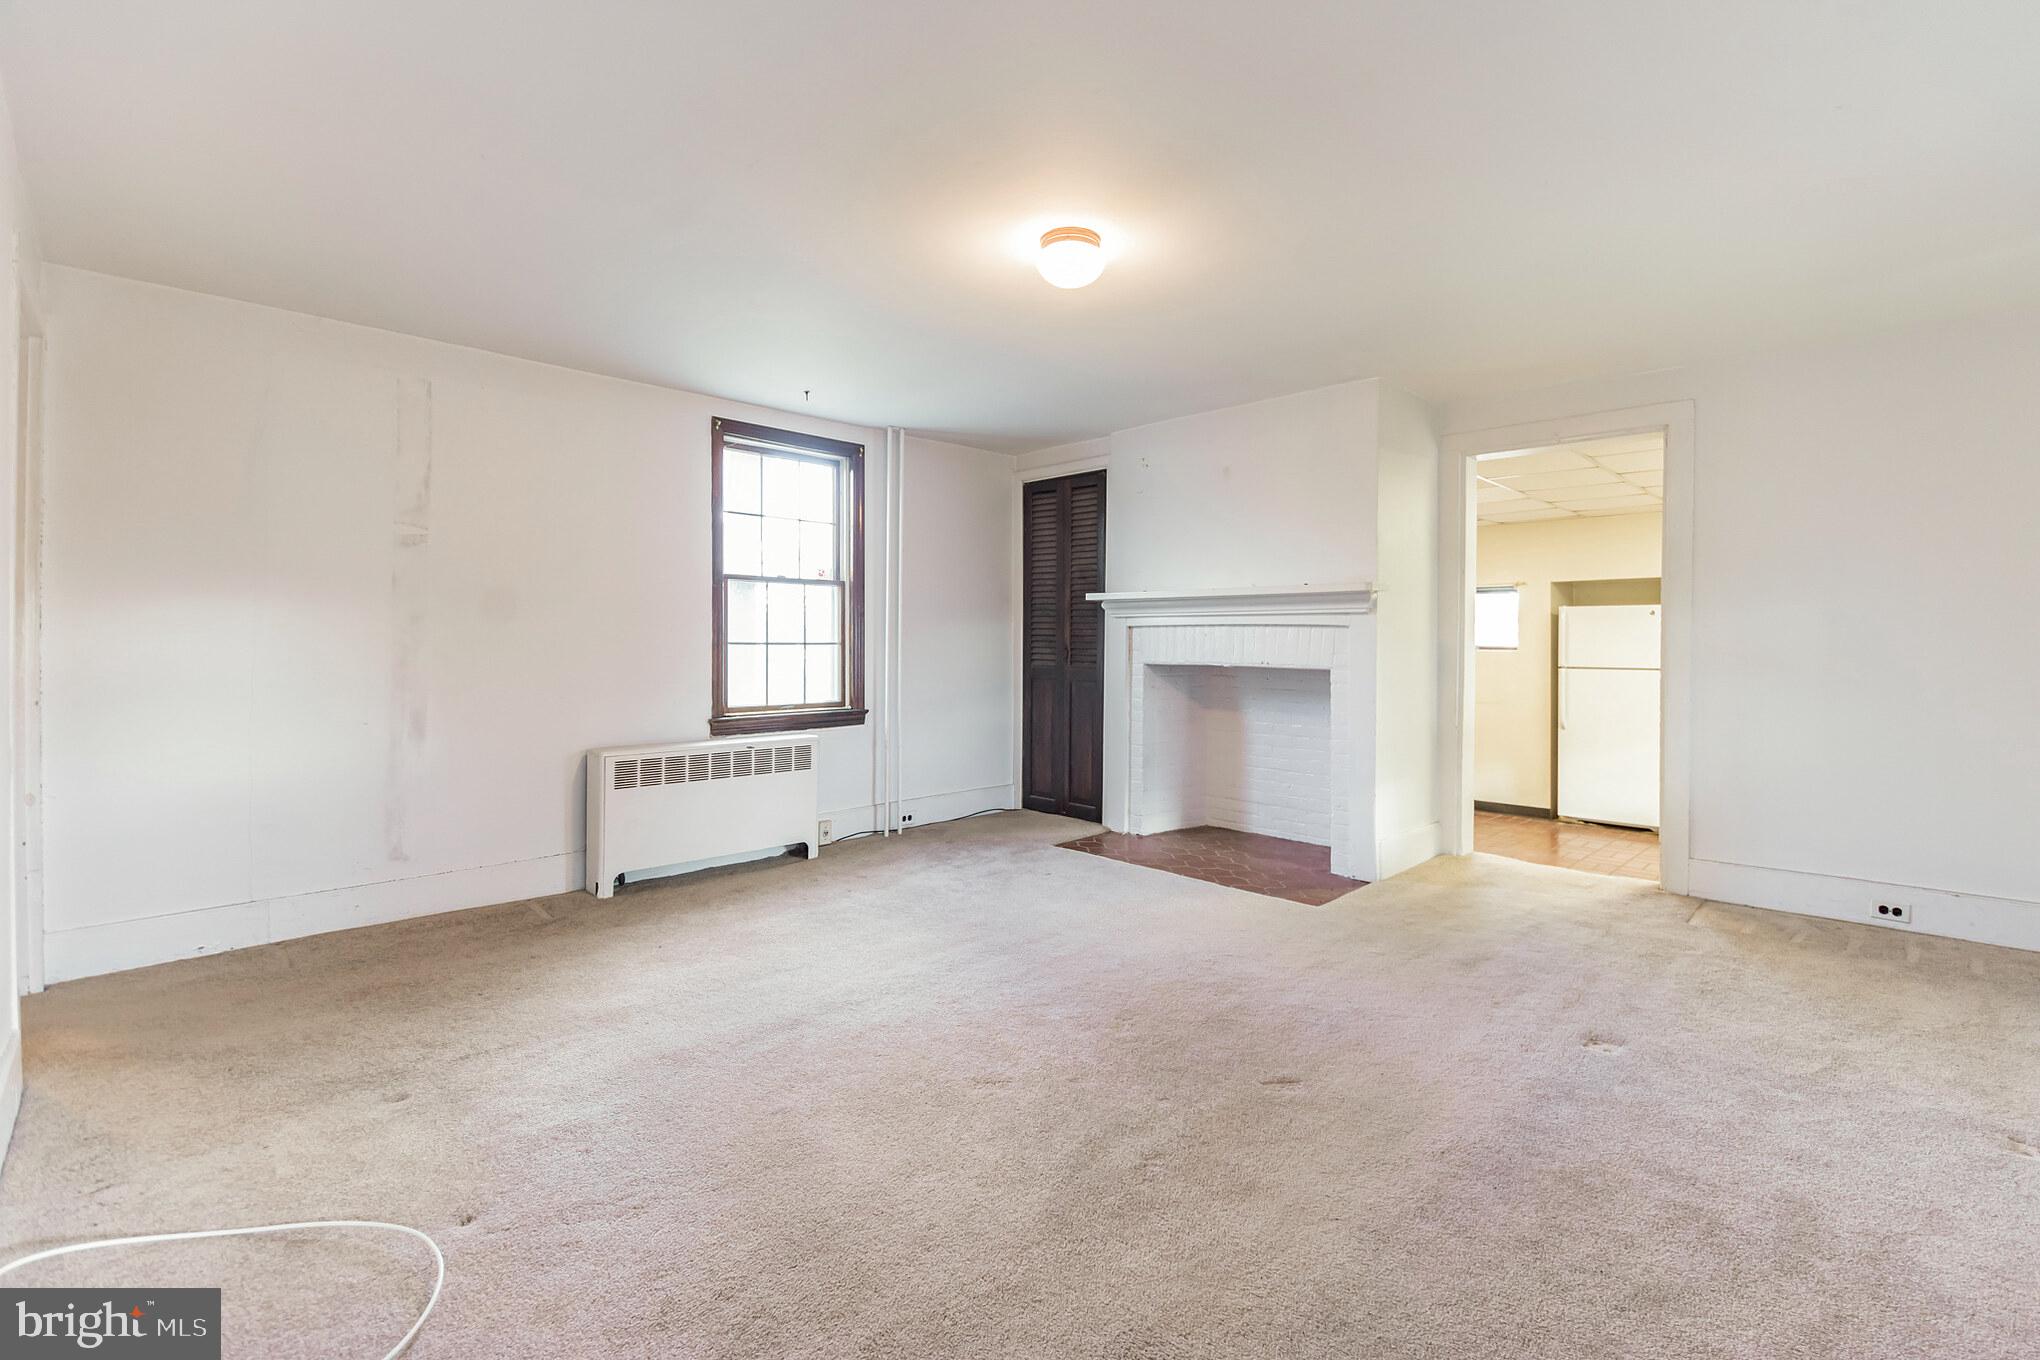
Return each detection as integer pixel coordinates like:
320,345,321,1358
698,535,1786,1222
585,735,820,898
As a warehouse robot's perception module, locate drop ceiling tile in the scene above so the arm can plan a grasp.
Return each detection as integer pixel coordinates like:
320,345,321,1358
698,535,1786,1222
1493,468,1620,491
1588,434,1666,458
1550,482,1652,502
1624,470,1665,488
1549,500,1648,515
1476,448,1591,475
1477,483,1529,503
1480,506,1574,522
1573,504,1664,517
1596,449,1664,474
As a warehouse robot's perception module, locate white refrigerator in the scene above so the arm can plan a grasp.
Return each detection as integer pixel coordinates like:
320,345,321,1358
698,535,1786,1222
1557,604,1660,830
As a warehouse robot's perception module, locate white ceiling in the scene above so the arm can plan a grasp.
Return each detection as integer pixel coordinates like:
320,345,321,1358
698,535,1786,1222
1476,434,1663,525
5,2,2039,453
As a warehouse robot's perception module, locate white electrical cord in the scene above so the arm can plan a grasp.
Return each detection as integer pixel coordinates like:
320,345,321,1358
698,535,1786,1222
0,1219,444,1360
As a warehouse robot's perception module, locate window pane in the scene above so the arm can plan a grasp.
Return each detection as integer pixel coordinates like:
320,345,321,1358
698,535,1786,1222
714,427,860,724
761,516,800,578
761,454,805,520
722,513,761,576
727,579,766,643
805,644,842,705
799,520,836,580
724,448,762,515
1475,587,1520,650
767,581,805,643
767,644,804,706
726,644,766,708
804,583,840,643
797,459,837,524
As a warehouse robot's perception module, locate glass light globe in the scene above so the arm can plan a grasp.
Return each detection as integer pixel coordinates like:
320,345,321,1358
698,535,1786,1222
1037,226,1105,289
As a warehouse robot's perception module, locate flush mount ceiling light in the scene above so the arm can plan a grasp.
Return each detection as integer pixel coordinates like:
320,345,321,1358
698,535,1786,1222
1036,225,1105,289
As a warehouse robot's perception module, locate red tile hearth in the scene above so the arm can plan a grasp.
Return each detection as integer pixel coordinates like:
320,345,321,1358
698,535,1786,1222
1059,825,1365,905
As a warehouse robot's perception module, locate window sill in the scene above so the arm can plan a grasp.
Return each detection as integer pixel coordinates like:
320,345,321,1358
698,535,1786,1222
710,707,868,737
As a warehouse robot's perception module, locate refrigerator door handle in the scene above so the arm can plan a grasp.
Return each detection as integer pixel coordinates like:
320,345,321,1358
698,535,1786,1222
1559,669,1568,730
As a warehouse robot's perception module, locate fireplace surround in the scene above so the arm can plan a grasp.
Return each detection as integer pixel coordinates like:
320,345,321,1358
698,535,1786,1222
1088,585,1380,880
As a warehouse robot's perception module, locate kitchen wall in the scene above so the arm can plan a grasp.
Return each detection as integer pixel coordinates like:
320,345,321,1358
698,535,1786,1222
1475,512,1662,811
0,67,43,1167
1443,306,2040,947
37,268,1015,982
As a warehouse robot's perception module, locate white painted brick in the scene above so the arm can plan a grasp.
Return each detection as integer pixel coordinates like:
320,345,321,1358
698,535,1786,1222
1136,662,1333,847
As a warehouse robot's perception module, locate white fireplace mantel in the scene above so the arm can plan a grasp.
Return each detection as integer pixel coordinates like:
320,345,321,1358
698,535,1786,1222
1087,583,1377,618
1091,583,1381,880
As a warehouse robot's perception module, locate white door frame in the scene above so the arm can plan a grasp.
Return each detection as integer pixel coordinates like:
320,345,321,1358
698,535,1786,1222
1439,400,1694,895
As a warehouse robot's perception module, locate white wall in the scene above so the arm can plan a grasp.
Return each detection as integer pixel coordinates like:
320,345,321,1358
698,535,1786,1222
0,67,42,1168
1475,512,1663,810
899,435,1016,821
1443,308,2040,945
38,269,1014,981
1371,384,1441,876
1034,383,1380,593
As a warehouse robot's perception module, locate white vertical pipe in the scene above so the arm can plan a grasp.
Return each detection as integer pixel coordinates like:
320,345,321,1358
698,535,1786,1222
877,427,900,834
881,426,889,835
868,428,886,834
894,434,906,831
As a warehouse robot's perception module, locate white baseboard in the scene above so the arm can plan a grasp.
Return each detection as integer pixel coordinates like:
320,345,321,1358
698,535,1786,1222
897,783,1017,828
43,852,584,984
1689,858,2040,953
819,803,878,840
0,1033,22,1177
1376,820,1443,882
41,786,1023,986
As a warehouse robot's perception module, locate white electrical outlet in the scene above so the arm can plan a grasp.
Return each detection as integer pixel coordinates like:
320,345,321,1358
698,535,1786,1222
818,819,834,845
1873,902,1911,924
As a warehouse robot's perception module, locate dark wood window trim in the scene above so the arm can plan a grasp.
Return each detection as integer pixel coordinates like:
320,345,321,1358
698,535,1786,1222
710,417,867,736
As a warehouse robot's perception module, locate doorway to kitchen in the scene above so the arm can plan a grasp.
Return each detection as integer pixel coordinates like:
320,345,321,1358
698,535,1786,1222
1472,433,1663,879
1442,405,1690,890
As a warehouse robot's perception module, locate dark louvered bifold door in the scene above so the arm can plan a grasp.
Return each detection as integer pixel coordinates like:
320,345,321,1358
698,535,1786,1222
1022,471,1106,820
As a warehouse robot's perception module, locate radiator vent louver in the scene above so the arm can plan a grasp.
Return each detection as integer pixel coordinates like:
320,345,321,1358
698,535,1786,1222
611,742,815,791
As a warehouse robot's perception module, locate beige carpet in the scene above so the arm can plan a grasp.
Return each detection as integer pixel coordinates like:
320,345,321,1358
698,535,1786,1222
5,811,2038,1358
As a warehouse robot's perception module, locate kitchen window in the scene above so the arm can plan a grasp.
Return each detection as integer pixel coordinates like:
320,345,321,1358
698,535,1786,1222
1474,586,1520,650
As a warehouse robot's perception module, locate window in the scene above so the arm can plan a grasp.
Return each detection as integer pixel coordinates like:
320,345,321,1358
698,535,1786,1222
1474,586,1520,650
711,418,865,734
